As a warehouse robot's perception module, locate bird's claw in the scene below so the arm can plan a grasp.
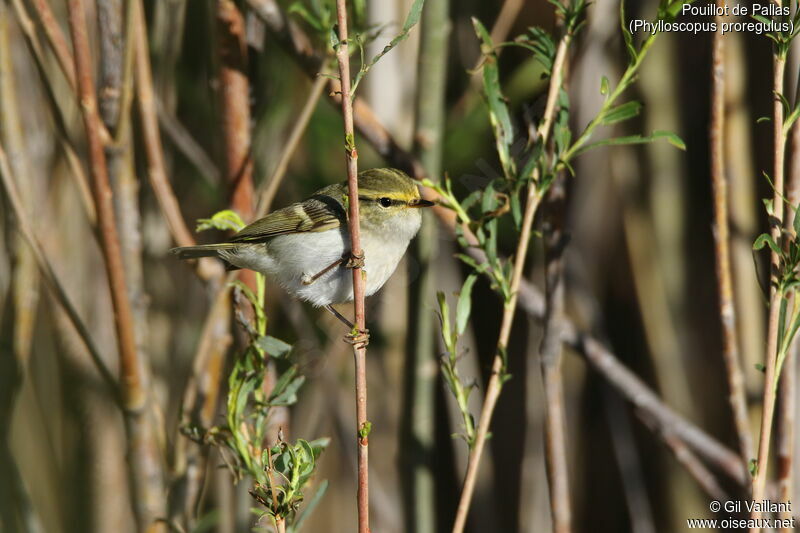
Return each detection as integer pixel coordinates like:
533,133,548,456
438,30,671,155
344,328,370,349
344,251,365,269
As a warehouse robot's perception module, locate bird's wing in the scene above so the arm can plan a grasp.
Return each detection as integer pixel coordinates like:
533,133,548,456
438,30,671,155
231,195,344,243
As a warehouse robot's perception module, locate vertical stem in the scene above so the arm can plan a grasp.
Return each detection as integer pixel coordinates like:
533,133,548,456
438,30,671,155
777,359,795,527
777,58,800,527
539,179,572,533
216,0,254,221
332,2,369,531
65,0,166,529
710,3,753,463
752,54,786,519
66,0,141,424
403,1,449,531
216,0,258,309
29,0,76,90
98,0,150,389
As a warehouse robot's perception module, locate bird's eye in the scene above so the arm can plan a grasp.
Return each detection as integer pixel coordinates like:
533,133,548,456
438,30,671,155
378,197,392,208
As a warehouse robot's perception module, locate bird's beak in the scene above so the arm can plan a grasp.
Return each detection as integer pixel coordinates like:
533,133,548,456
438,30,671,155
409,198,436,208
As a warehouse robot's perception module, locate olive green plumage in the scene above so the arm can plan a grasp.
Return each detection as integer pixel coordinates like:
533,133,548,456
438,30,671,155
172,168,434,307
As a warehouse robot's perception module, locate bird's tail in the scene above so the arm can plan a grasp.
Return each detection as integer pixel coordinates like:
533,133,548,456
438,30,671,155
170,243,237,260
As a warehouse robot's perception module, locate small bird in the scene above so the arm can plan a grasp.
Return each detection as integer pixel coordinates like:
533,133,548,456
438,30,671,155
172,168,434,330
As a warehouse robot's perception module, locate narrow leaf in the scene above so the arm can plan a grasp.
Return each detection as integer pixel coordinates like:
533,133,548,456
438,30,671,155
456,274,478,335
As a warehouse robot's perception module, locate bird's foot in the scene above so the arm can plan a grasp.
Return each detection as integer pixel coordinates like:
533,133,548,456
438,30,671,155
344,251,365,269
344,327,370,349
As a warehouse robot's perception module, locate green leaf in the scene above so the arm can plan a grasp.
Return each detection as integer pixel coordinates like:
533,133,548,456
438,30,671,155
269,366,300,403
456,274,478,336
651,130,686,150
665,0,691,20
793,203,800,236
437,292,452,345
472,18,516,179
471,16,492,48
753,233,781,255
359,421,372,439
306,437,330,459
510,192,522,229
620,1,637,64
755,363,766,373
574,130,685,156
255,336,293,359
599,101,642,125
600,75,609,96
288,3,324,32
350,0,426,94
196,209,247,232
481,181,498,214
269,376,306,406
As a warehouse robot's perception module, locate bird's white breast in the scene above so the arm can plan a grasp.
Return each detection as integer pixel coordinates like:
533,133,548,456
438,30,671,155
222,209,422,307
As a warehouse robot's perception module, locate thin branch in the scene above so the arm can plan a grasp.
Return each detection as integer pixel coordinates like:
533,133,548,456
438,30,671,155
538,179,572,533
661,431,729,502
333,2,369,531
577,332,747,485
777,57,800,528
66,2,166,529
67,0,142,412
403,0,449,530
452,28,571,533
752,53,787,514
255,70,328,218
217,0,255,221
709,2,753,464
28,0,76,90
778,357,795,527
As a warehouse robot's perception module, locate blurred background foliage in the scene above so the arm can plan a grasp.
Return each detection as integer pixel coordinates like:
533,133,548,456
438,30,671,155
0,0,792,532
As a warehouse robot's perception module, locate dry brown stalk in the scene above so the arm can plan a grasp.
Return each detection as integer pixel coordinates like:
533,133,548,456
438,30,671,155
710,4,753,464
66,1,166,528
332,2,370,531
217,0,255,221
777,363,794,528
538,179,572,533
67,0,142,413
776,58,800,528
752,55,787,520
29,0,76,90
661,432,729,502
